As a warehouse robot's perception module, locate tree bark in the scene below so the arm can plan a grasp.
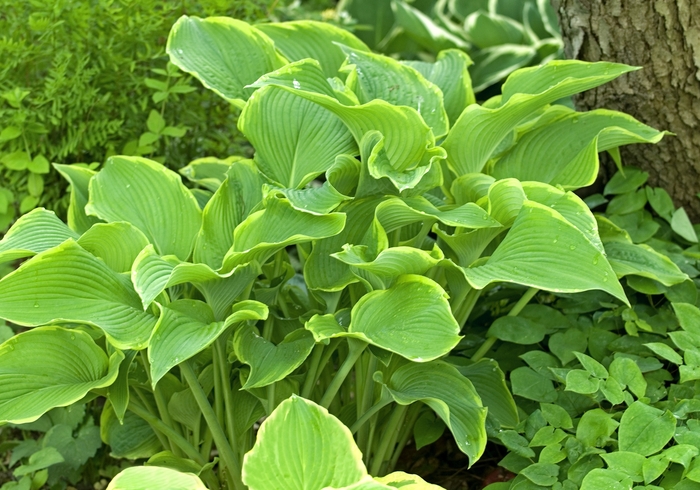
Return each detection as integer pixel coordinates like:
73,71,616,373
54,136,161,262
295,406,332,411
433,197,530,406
552,0,700,219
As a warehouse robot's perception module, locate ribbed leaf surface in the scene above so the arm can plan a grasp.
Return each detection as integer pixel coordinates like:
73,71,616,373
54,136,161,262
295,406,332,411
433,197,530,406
0,240,158,349
107,466,207,490
0,327,121,423
77,222,149,273
0,208,78,263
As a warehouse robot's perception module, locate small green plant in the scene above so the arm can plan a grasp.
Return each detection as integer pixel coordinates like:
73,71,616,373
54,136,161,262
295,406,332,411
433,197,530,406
0,14,668,490
0,0,280,231
336,0,562,93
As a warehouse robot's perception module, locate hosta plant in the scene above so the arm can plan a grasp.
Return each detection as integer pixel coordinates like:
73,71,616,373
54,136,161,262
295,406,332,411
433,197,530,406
0,14,668,490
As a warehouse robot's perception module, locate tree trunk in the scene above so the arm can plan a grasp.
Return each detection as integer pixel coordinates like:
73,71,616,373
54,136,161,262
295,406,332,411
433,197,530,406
552,0,700,219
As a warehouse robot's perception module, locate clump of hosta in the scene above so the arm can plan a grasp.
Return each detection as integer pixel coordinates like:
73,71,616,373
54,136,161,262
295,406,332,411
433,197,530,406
0,14,668,490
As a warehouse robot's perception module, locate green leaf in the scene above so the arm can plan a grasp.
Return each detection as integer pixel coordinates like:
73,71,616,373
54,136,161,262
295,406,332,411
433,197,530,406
464,11,525,49
242,396,367,490
488,316,546,345
644,342,682,365
256,20,369,78
1,150,31,170
0,208,79,264
540,403,573,429
463,201,627,304
442,60,636,176
0,126,21,142
600,451,645,482
383,360,487,465
77,222,150,273
107,466,207,490
193,160,263,268
166,16,287,106
469,44,537,93
510,366,557,402
413,412,446,450
604,241,688,286
0,240,158,350
19,195,39,214
179,156,238,192
580,469,633,490
375,471,444,489
349,275,461,361
0,327,122,424
576,408,618,447
53,163,100,234
604,167,649,195
618,401,676,456
457,359,519,428
646,187,674,221
131,245,259,318
391,0,470,53
150,300,267,385
222,195,346,272
671,207,698,242
13,447,64,477
101,402,160,459
27,172,44,196
519,462,559,486
86,156,202,260
250,59,443,179
491,106,664,190
609,357,647,398
341,45,449,137
146,110,166,134
234,324,315,389
565,369,600,394
403,50,475,126
238,85,357,188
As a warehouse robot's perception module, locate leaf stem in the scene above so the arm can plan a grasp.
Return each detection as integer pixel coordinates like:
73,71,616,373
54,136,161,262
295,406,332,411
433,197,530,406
128,401,205,466
471,287,539,362
388,403,422,472
319,340,367,408
301,344,325,399
181,361,244,490
370,404,408,476
350,398,392,435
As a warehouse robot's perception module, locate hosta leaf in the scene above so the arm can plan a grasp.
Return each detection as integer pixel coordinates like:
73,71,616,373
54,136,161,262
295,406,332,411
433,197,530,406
0,240,158,349
53,164,100,234
131,245,260,319
391,0,470,53
492,106,665,189
605,241,688,286
442,61,637,176
86,156,202,261
457,359,519,428
255,20,369,78
101,402,161,459
251,59,442,175
469,44,537,93
375,471,444,489
376,196,500,231
239,85,357,188
107,465,207,490
340,44,449,137
265,181,351,215
193,160,264,269
77,222,150,273
167,16,287,106
179,156,240,192
234,324,315,389
402,49,475,126
464,11,525,49
305,198,381,291
0,327,122,424
382,360,487,465
333,244,443,286
150,300,267,385
349,275,461,361
0,208,78,263
222,195,346,272
618,401,676,456
242,396,367,490
463,201,628,303
522,182,604,252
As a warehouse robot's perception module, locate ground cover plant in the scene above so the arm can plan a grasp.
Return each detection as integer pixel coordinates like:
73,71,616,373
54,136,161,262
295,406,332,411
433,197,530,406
0,12,682,490
0,0,283,233
336,0,562,94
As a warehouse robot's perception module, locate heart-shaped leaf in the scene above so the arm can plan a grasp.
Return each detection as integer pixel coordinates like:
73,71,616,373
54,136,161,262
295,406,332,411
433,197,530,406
0,240,158,349
0,327,122,424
